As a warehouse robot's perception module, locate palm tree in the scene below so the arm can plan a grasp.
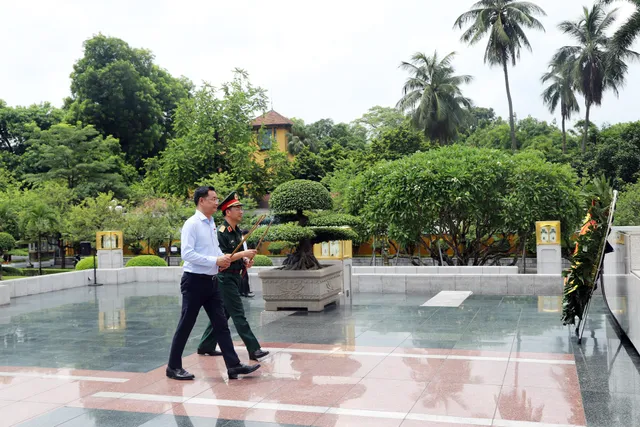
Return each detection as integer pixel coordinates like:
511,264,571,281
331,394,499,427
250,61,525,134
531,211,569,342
554,4,639,153
454,0,546,151
601,0,640,54
541,60,580,154
396,51,473,145
22,203,59,276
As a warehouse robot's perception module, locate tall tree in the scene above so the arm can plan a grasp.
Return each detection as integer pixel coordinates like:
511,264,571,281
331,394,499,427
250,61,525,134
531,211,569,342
0,100,63,155
555,4,639,153
21,203,60,276
455,0,546,151
144,70,268,198
541,61,580,154
601,0,640,54
65,35,193,167
396,51,473,145
22,124,133,199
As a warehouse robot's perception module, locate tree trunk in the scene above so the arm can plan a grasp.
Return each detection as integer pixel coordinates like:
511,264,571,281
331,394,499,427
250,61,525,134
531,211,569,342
562,115,567,155
37,234,42,276
282,238,321,270
502,60,517,152
582,102,591,154
59,239,66,270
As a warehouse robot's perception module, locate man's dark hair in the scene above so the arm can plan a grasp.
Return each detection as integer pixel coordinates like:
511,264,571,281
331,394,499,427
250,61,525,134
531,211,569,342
193,186,215,206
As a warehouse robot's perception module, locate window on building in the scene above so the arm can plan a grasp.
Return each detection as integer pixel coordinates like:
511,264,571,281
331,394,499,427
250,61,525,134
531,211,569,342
259,128,274,150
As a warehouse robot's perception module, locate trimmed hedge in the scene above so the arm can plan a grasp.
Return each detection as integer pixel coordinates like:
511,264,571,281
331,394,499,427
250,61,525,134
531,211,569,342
1,266,22,276
253,254,273,266
75,257,96,270
2,266,76,275
126,255,168,267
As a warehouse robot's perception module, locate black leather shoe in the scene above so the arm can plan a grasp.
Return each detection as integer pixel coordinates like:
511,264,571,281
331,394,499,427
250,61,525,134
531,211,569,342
166,367,195,380
197,348,223,356
249,349,270,361
227,363,260,379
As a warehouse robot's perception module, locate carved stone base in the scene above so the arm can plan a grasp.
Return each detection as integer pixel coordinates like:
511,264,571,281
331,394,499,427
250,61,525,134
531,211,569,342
258,264,342,312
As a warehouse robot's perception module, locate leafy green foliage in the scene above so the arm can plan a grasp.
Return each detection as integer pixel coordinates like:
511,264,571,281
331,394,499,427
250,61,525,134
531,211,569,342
269,180,332,213
22,124,133,199
266,241,291,255
252,254,273,266
0,232,15,254
397,51,473,144
65,35,192,166
0,100,64,155
75,257,96,270
347,146,581,265
126,255,168,267
555,4,638,152
248,223,315,245
65,193,126,244
370,122,430,161
8,249,28,256
144,71,268,198
308,213,362,227
615,181,640,226
1,266,22,276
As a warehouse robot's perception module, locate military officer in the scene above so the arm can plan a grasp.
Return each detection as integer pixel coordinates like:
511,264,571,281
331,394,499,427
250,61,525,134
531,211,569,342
197,191,269,361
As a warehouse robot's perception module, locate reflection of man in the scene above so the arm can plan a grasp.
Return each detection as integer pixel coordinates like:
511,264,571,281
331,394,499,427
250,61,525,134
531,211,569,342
166,186,260,381
197,191,269,361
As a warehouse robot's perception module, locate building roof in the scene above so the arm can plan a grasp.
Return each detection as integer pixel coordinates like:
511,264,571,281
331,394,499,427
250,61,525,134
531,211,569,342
251,110,294,127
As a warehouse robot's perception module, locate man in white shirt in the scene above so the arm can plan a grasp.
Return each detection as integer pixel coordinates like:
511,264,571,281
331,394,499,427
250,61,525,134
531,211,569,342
166,186,260,380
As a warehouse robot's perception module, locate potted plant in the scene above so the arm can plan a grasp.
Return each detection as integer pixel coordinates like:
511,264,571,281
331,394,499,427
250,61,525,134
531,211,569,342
251,180,359,311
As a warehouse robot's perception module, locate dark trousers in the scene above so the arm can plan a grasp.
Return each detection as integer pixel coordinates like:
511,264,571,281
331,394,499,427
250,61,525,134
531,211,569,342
198,272,260,354
168,272,240,370
239,271,251,295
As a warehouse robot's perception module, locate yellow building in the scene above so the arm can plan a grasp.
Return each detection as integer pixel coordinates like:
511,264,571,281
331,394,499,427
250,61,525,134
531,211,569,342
251,110,294,162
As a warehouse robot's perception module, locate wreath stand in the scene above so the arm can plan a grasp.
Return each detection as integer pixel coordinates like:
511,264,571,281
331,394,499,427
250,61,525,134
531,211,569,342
575,190,618,345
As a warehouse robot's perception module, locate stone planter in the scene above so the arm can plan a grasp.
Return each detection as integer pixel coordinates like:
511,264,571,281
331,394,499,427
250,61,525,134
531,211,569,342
258,263,342,311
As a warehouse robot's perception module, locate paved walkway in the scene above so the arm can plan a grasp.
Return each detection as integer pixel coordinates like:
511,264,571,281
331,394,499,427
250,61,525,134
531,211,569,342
0,283,638,426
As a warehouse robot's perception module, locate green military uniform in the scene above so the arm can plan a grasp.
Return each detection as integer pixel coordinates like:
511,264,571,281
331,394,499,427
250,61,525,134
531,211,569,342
198,215,261,355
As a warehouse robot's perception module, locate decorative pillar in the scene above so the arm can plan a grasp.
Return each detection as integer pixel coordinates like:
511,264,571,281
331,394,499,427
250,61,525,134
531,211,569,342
536,221,562,275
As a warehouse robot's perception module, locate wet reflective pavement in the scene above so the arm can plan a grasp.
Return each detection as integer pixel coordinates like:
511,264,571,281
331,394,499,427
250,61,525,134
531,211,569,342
0,283,639,426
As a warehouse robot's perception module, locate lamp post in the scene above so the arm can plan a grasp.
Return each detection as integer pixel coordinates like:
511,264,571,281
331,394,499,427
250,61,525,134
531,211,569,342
88,246,102,287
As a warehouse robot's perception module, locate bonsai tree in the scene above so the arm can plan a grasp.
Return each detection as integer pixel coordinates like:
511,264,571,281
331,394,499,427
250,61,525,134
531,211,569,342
252,180,359,270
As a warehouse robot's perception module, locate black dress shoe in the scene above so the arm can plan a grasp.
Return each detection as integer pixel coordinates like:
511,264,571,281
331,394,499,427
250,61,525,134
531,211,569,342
197,348,223,356
249,348,270,361
166,367,195,380
227,363,260,379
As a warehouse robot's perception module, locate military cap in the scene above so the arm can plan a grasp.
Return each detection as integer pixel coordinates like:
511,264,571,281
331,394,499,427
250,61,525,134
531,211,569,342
219,191,243,213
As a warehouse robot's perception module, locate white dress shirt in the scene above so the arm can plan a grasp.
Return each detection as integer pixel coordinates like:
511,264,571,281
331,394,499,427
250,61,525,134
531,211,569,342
181,209,223,276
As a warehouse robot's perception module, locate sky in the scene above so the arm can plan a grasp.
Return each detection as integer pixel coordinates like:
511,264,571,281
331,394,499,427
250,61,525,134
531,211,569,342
2,0,638,130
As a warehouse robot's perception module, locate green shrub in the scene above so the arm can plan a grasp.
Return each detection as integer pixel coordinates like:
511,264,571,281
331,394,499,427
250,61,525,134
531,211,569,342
75,257,96,270
1,266,22,276
0,232,16,254
8,248,28,256
126,255,168,267
252,254,273,266
266,241,290,255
